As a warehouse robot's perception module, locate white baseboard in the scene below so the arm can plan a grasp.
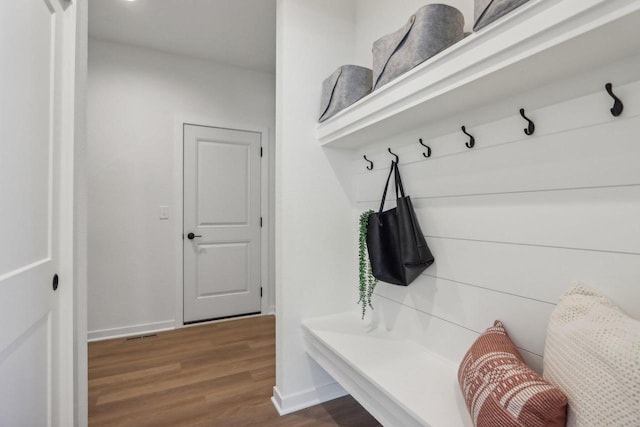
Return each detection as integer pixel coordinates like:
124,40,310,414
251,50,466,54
87,320,176,342
271,382,348,416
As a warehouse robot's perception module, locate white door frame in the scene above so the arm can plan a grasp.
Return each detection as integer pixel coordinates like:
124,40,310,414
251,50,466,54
173,117,272,327
47,0,89,424
72,0,89,425
57,0,88,425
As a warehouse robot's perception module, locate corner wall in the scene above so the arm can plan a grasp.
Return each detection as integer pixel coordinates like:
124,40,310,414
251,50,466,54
273,0,476,414
87,39,276,339
273,0,359,414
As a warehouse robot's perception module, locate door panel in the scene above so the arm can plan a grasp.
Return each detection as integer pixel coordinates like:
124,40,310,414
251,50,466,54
197,242,250,296
184,125,261,323
197,141,250,226
0,0,69,424
0,0,54,276
0,314,50,427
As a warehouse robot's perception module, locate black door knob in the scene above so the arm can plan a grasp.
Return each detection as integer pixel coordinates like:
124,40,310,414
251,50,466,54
187,232,202,240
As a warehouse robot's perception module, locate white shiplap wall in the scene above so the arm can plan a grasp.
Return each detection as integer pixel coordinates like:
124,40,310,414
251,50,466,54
355,67,640,373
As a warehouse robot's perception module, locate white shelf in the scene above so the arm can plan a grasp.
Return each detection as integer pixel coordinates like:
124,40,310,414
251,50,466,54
317,0,640,148
302,312,473,427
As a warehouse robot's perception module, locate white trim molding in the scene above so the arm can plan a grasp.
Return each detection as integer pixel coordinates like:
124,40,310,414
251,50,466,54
87,320,175,342
271,383,348,416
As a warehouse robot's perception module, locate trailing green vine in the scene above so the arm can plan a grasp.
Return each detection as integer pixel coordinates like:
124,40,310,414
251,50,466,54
358,210,377,319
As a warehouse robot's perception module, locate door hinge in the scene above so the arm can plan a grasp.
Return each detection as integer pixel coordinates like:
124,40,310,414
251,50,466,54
260,146,263,158
260,287,263,298
260,217,263,227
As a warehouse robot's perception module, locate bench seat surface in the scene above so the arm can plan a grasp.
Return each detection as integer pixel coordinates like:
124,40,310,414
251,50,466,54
302,312,473,427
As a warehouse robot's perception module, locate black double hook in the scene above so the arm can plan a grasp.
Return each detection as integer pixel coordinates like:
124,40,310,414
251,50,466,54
461,126,475,149
605,83,624,117
520,108,535,136
363,155,374,170
388,148,399,163
419,138,432,158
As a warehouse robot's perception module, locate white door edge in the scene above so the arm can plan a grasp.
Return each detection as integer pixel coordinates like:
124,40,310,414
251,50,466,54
173,117,272,328
73,0,89,423
59,1,85,425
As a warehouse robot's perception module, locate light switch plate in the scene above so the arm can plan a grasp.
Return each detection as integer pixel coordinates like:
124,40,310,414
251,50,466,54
159,205,169,220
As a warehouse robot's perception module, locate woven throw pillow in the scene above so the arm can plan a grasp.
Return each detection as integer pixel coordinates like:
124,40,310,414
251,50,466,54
458,321,568,427
543,283,640,427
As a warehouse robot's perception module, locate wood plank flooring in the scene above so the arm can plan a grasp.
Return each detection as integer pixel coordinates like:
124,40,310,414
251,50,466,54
89,315,381,426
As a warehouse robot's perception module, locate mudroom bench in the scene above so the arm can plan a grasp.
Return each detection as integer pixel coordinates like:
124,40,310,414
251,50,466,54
302,312,473,427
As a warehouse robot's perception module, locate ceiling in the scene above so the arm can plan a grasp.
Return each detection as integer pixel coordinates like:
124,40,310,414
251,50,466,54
89,0,277,74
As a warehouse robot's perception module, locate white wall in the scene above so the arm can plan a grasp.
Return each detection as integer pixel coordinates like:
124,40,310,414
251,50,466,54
273,0,360,414
87,38,276,339
355,55,640,375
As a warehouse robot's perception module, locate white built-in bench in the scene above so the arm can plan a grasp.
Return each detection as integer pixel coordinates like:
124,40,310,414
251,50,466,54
302,312,473,427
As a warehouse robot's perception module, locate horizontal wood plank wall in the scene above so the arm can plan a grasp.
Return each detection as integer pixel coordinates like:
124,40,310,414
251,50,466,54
355,77,640,374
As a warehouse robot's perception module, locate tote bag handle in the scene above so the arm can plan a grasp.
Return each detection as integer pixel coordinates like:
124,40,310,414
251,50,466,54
377,160,409,217
377,161,397,218
394,160,406,199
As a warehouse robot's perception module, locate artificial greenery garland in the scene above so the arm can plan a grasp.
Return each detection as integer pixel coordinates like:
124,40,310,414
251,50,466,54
358,210,377,319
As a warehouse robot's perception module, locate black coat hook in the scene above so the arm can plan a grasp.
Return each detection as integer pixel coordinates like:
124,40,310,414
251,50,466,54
388,148,399,163
520,108,535,136
605,83,624,117
363,155,374,170
419,138,432,158
461,126,475,149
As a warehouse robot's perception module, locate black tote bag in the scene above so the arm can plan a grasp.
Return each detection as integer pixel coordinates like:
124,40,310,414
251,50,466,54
366,161,434,285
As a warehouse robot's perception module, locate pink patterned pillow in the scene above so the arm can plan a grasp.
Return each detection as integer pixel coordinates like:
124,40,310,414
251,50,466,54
458,321,567,427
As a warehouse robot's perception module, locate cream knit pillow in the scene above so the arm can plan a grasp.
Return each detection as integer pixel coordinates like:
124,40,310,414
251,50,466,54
543,283,640,427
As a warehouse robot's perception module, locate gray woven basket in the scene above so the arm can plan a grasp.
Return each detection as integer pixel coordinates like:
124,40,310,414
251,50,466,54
372,4,464,91
319,65,372,122
474,0,529,31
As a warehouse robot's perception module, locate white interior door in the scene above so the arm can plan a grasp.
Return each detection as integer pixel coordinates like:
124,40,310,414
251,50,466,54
0,0,75,425
183,125,262,323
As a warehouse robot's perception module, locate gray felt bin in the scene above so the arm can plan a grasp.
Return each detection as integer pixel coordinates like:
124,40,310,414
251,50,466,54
474,0,530,31
319,65,372,122
372,4,464,91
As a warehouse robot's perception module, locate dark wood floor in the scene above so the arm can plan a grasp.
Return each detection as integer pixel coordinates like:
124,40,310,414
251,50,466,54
88,315,381,426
